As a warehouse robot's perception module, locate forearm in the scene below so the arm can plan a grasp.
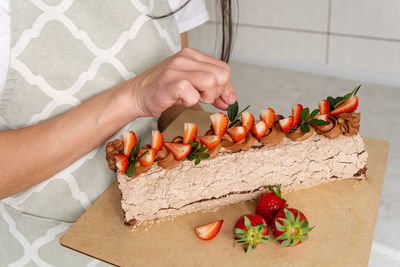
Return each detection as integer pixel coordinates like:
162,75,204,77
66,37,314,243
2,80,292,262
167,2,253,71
0,80,138,198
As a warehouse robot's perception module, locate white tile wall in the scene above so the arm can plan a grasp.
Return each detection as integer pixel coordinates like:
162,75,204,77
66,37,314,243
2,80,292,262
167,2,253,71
329,36,400,75
190,23,326,64
331,0,400,40
189,0,400,77
237,0,329,32
205,0,329,31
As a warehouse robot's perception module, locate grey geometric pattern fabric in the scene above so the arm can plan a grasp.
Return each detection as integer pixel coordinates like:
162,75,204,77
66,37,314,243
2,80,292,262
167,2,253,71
0,0,180,265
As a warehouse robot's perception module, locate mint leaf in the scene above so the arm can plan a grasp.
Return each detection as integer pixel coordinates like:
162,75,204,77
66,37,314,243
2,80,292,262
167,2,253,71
310,119,328,126
201,153,210,159
333,85,362,108
125,162,135,177
300,124,310,133
300,108,309,122
309,109,320,120
227,101,238,122
195,158,201,165
188,154,196,161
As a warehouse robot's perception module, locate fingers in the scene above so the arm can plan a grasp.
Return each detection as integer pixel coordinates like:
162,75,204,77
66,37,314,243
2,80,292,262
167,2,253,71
170,79,200,107
168,55,230,87
179,48,230,71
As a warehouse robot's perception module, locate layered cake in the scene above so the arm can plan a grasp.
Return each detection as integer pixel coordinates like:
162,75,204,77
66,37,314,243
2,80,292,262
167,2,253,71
106,86,367,228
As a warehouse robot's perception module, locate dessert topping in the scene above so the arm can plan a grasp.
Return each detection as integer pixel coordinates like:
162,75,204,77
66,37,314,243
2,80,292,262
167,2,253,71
328,84,361,115
256,185,287,224
233,215,269,252
183,123,198,144
106,139,123,171
210,112,229,137
187,141,210,165
272,208,314,247
198,135,222,150
318,99,330,115
123,131,137,157
279,116,294,133
291,104,303,129
241,111,255,132
138,148,156,167
311,114,329,130
260,108,275,129
226,126,247,143
125,139,148,177
151,130,163,153
227,101,250,128
338,112,361,136
250,120,268,139
164,142,192,161
115,154,129,173
195,220,224,241
259,124,284,147
290,107,328,133
331,95,359,117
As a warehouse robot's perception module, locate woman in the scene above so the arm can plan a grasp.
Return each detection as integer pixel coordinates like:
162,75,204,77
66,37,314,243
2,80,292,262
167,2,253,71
0,0,236,265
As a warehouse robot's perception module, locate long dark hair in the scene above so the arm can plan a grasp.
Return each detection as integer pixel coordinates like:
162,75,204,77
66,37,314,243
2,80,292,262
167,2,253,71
149,0,236,63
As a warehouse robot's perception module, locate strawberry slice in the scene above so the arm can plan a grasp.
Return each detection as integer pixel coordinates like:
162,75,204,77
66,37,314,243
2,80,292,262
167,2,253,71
139,148,156,167
226,126,247,143
260,108,275,129
123,131,137,156
115,154,128,173
183,123,198,144
311,114,329,129
251,121,268,139
151,130,163,153
198,135,221,150
195,220,224,241
241,111,255,132
291,104,303,128
279,117,294,133
210,112,229,137
318,100,330,115
330,95,359,116
164,142,192,161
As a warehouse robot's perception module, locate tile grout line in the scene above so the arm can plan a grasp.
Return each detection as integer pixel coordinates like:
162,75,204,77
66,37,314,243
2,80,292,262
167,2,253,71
325,0,332,65
206,22,400,44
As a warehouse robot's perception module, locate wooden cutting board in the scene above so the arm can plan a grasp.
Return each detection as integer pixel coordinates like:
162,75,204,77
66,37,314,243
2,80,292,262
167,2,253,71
60,109,389,267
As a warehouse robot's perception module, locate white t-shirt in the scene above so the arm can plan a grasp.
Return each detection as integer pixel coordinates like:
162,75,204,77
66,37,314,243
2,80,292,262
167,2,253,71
0,0,209,95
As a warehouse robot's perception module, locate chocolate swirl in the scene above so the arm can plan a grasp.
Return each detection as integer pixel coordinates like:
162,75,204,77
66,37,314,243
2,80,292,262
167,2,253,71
316,116,342,139
259,123,285,147
337,113,360,136
221,132,256,152
286,126,315,141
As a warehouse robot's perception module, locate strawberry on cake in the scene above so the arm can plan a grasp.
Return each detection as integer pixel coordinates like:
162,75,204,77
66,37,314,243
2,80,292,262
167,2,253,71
106,86,368,228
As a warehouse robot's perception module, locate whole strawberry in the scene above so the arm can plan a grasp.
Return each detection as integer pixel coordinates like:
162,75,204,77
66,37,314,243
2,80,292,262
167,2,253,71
233,214,269,252
272,208,314,247
256,185,287,224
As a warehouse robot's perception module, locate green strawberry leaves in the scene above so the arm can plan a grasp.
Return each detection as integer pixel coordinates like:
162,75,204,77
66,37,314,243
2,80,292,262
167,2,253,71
233,216,270,253
268,184,282,199
274,208,314,247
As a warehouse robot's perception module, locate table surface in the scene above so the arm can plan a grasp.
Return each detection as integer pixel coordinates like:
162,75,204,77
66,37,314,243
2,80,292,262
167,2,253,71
61,109,389,267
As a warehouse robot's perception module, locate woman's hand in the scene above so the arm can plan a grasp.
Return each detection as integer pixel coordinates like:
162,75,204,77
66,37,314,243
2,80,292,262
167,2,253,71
0,48,236,198
129,48,237,118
